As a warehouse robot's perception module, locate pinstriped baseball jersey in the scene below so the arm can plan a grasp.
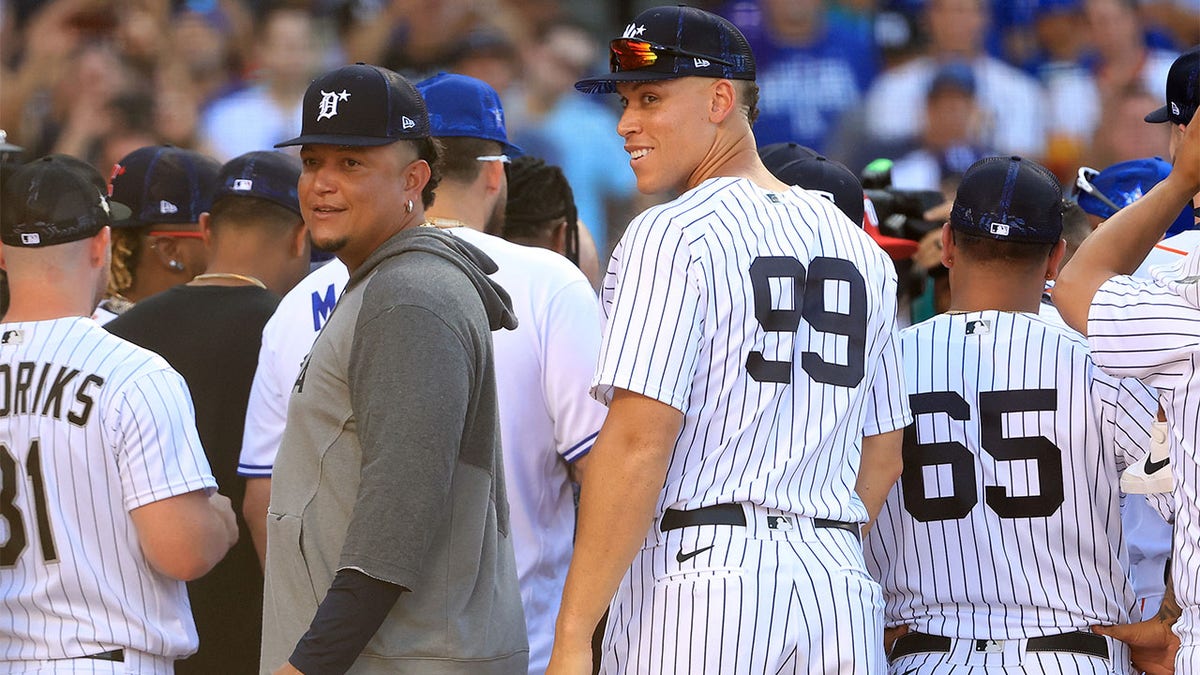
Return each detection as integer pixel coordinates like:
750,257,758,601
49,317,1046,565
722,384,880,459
0,317,216,664
864,310,1158,639
1088,243,1200,651
592,176,911,521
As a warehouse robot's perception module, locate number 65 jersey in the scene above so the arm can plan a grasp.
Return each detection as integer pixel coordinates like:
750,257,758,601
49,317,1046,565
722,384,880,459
592,177,911,522
864,311,1159,637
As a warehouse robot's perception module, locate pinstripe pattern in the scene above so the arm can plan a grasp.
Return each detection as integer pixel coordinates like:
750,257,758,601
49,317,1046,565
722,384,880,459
0,317,215,672
592,176,909,672
865,311,1157,645
1087,244,1200,660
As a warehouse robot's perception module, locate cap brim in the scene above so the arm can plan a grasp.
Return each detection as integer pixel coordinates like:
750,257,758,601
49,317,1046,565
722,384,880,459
274,134,404,148
1144,106,1171,123
106,201,133,223
575,70,684,94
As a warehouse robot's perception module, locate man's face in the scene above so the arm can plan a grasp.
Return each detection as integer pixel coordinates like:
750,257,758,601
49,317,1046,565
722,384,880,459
299,142,413,269
615,78,716,195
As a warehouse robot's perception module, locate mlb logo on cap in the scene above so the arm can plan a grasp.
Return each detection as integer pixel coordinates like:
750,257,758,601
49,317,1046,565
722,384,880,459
989,222,1010,236
233,179,253,191
20,233,39,245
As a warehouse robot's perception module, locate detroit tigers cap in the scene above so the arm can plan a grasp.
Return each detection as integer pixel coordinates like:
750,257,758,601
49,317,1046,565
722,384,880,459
2,155,131,247
951,155,1063,244
214,151,302,215
759,143,865,225
575,5,756,95
1073,157,1194,236
416,73,522,157
276,63,430,147
1145,46,1199,125
109,145,221,228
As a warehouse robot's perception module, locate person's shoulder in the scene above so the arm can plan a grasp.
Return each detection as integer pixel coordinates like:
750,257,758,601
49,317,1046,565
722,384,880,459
979,54,1040,89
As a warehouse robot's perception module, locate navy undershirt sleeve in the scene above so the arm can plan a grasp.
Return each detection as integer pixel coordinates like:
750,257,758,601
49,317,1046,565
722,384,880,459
288,569,405,675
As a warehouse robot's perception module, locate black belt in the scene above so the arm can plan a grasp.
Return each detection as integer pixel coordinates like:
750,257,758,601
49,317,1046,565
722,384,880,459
659,504,860,538
890,631,1108,661
83,649,124,662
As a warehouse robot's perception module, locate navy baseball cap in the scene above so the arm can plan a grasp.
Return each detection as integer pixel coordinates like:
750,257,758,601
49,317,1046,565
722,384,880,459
214,151,302,215
1073,157,1194,235
416,73,522,157
575,5,756,95
759,143,865,226
951,156,1063,244
276,63,429,147
109,145,220,227
928,62,976,97
1145,46,1199,125
2,155,131,247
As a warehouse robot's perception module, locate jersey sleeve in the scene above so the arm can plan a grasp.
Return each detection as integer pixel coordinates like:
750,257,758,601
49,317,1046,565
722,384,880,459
542,277,607,462
1088,275,1200,386
238,317,289,477
862,266,912,436
591,212,704,410
1094,371,1160,472
111,367,217,511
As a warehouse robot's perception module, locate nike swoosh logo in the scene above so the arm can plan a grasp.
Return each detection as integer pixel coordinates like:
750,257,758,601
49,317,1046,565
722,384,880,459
1145,455,1170,474
676,545,714,564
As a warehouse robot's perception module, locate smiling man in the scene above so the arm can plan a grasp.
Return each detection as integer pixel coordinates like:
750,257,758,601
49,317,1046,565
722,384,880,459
260,63,528,675
549,6,910,674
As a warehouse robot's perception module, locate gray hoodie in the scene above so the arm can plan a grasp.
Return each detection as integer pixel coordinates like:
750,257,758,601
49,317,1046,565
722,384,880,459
262,227,528,674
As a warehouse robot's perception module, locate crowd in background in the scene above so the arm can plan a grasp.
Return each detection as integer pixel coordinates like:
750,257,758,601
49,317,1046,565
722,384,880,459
2,0,1198,258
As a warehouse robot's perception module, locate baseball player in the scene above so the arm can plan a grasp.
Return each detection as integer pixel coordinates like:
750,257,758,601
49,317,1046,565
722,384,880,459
864,155,1158,674
550,7,911,674
1053,52,1200,674
0,156,238,673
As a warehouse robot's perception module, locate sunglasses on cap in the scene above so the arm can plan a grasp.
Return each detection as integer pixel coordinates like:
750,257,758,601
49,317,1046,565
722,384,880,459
609,38,733,73
148,230,205,239
1071,166,1123,214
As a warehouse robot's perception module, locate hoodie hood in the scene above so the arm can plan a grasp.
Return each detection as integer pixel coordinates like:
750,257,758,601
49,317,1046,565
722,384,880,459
349,226,518,331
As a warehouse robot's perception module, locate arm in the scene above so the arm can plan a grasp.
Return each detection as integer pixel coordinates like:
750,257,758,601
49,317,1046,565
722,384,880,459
549,390,684,674
856,429,903,537
243,477,271,569
131,491,238,581
1052,114,1200,333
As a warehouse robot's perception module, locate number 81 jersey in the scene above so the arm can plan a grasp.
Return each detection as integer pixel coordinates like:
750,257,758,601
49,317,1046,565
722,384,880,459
591,177,911,521
863,310,1159,638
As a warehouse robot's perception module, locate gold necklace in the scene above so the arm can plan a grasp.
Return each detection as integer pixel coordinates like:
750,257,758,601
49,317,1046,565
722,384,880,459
189,273,267,289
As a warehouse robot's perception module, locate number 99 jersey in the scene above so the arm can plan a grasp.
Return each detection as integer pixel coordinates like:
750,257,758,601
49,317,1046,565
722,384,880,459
863,311,1159,638
591,177,911,521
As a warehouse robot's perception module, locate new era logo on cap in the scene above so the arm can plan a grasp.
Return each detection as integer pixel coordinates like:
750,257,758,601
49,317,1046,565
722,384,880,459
402,116,415,130
160,200,179,215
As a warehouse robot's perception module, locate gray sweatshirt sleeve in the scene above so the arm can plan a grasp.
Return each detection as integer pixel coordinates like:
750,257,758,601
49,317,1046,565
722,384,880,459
342,299,474,589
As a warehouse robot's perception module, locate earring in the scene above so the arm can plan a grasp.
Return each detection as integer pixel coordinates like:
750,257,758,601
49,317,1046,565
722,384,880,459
405,199,414,214
168,259,184,271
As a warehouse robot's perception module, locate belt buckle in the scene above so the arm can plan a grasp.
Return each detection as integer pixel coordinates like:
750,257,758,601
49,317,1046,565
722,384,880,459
975,639,1004,654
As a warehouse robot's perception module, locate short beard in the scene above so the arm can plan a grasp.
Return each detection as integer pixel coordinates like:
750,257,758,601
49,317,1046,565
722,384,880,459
313,236,348,253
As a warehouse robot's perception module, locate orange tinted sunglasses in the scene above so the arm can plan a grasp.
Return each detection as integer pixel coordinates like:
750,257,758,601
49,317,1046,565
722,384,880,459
148,230,205,239
609,38,733,73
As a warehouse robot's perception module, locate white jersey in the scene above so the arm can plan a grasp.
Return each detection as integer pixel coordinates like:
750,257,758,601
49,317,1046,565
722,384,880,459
239,260,349,478
865,310,1157,639
1134,230,1200,278
0,317,216,667
238,230,606,675
1089,242,1200,650
593,176,911,521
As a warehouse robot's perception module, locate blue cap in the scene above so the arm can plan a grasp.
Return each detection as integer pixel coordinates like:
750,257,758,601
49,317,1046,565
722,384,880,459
928,61,976,97
109,145,220,227
214,151,301,215
951,155,1063,244
416,72,522,158
1074,157,1195,236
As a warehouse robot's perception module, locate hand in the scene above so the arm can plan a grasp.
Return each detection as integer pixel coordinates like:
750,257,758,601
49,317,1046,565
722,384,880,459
209,492,239,546
272,662,304,675
1171,112,1200,193
913,230,946,273
1093,619,1179,675
546,639,593,675
884,624,910,656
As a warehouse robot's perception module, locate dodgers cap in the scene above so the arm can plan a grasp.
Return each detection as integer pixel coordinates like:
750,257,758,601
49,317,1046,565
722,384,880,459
109,145,220,227
2,155,131,247
951,155,1063,244
1074,157,1194,236
575,5,756,95
214,151,302,215
276,63,430,147
416,72,522,157
1145,46,1199,125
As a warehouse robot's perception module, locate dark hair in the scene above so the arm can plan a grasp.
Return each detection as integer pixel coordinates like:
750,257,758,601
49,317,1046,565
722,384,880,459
952,229,1055,265
408,137,443,208
436,137,500,185
208,195,301,234
736,80,760,126
504,156,578,240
